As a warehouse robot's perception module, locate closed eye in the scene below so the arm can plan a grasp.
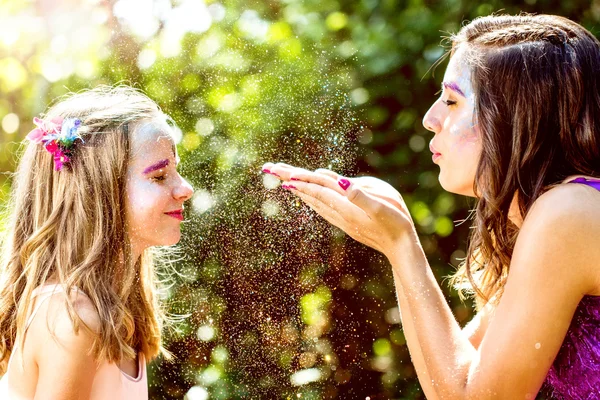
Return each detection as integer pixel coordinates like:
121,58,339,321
152,175,167,182
442,99,457,106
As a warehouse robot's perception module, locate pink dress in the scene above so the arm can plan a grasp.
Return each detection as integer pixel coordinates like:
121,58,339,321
0,284,148,399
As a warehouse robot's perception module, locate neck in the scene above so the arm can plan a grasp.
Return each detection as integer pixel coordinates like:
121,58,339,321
128,239,144,264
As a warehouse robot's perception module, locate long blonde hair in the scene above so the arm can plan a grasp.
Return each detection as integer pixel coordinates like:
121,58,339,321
0,86,168,373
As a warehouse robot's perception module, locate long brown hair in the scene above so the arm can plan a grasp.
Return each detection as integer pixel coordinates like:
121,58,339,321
449,14,600,308
0,86,168,373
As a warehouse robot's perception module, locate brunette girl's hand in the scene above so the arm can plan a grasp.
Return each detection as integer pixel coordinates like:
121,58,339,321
261,162,417,258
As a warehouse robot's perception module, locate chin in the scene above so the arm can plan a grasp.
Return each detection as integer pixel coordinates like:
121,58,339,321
160,232,182,246
438,173,475,197
146,229,182,248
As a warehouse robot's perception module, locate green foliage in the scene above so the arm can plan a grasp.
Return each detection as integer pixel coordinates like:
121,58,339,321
1,0,597,398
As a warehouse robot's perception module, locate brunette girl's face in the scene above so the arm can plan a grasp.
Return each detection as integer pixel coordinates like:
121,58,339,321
422,45,482,197
126,117,194,256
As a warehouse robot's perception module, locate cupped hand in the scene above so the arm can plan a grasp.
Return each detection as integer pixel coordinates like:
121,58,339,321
261,162,417,258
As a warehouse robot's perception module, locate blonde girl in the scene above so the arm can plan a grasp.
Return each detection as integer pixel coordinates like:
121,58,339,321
0,86,193,399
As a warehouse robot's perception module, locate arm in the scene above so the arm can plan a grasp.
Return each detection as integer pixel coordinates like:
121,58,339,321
396,278,490,398
263,164,488,399
30,292,100,399
385,184,598,398
265,164,600,399
394,280,441,399
386,235,476,398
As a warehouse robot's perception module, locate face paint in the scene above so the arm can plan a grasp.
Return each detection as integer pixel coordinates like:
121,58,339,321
125,117,194,258
422,45,483,197
445,63,479,148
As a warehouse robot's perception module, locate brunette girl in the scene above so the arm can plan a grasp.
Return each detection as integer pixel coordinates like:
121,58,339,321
265,14,600,399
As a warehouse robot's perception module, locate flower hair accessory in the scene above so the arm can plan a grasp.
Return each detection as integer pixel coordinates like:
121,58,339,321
26,116,84,171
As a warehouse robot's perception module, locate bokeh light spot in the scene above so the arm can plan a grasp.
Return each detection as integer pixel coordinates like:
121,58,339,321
290,368,322,386
192,190,216,214
2,113,19,134
197,324,216,341
326,12,348,31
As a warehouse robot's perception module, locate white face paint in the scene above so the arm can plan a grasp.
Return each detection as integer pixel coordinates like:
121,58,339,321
125,117,194,258
422,45,482,197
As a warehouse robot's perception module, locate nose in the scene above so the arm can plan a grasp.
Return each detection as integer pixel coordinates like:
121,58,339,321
174,175,194,202
422,102,442,134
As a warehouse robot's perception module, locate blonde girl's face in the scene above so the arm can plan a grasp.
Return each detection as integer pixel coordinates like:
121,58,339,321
126,117,194,256
422,45,482,197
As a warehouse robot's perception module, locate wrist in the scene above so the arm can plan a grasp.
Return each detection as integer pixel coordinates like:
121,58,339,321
383,228,423,264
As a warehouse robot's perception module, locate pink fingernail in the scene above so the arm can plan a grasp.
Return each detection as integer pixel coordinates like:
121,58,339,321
281,184,289,190
263,168,280,177
338,178,351,191
287,184,297,189
290,177,299,181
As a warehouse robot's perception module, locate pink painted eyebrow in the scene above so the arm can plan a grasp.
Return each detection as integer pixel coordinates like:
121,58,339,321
442,81,466,98
143,159,169,174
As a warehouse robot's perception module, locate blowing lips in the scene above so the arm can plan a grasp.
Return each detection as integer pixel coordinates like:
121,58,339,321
164,209,184,221
429,142,442,163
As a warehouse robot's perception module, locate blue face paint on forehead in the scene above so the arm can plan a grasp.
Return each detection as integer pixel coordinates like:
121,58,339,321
442,46,480,150
131,119,177,160
443,46,475,104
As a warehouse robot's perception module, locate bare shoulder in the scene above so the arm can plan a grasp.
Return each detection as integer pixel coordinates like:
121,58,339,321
523,183,600,244
469,184,600,397
67,290,102,333
528,182,600,222
47,289,101,335
517,183,600,295
28,289,101,359
26,289,100,397
524,183,600,248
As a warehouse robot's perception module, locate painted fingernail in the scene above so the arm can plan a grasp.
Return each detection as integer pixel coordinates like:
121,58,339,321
338,178,351,191
287,184,297,190
281,184,290,190
262,168,280,177
290,177,300,181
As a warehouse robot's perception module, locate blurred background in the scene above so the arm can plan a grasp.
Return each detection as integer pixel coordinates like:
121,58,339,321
1,0,599,399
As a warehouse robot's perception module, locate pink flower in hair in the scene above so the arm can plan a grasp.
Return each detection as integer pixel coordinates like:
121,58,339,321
26,128,45,144
26,117,64,143
52,148,69,171
26,116,82,171
45,140,58,154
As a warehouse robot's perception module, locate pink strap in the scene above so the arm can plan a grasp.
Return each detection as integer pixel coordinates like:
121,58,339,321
24,284,84,332
5,285,74,372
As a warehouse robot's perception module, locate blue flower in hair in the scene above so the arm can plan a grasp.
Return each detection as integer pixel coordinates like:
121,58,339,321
58,118,83,146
